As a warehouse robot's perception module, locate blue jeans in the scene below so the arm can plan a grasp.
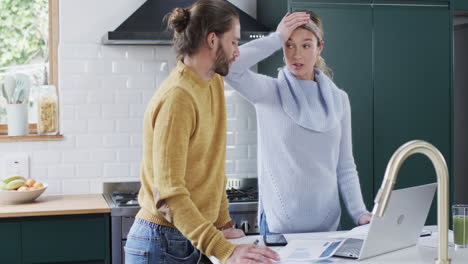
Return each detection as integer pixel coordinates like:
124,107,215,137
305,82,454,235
125,218,202,264
259,210,277,236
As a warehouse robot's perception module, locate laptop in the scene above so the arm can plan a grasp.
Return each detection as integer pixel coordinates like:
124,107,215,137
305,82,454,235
333,182,437,260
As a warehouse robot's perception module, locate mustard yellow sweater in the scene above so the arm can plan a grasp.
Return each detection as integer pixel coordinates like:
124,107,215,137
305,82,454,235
136,61,236,263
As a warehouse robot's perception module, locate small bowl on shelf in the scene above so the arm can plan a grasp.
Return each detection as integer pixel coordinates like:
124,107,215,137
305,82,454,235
0,183,48,204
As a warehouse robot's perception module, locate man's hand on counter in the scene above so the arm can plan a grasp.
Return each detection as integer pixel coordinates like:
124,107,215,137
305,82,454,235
227,244,280,264
222,227,246,239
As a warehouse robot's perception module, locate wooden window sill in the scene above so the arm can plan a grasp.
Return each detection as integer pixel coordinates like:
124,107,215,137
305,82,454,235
0,134,64,141
0,124,64,141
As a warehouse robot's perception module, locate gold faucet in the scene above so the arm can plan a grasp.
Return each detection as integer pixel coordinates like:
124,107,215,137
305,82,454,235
372,140,451,264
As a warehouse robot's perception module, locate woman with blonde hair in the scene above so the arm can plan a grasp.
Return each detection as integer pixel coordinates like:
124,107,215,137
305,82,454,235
225,11,372,235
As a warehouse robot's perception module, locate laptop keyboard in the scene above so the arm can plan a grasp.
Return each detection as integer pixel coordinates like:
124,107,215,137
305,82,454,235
333,238,364,259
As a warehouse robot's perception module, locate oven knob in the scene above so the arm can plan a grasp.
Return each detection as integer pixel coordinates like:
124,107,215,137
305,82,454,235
240,221,250,233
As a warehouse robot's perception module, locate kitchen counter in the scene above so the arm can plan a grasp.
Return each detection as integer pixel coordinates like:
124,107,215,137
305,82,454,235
0,194,110,218
210,226,468,263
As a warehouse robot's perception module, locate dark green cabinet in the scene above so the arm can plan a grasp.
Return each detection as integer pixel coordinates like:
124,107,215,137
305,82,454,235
0,213,110,264
266,0,452,228
0,219,22,263
373,4,451,227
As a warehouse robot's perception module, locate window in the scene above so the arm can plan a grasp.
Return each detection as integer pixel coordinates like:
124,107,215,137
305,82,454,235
0,0,60,138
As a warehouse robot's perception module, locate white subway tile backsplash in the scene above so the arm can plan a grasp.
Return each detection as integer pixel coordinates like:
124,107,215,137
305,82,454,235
75,104,102,119
31,166,48,179
102,76,130,90
76,164,102,178
225,160,235,174
128,47,154,60
76,135,103,148
71,76,103,91
89,178,104,193
235,132,257,145
117,119,142,133
118,149,142,162
142,90,156,104
61,61,87,73
61,105,75,120
90,150,117,162
48,165,75,178
43,179,62,195
104,163,130,178
130,162,141,177
63,151,90,163
32,151,62,164
131,134,143,147
227,119,248,131
226,146,248,159
226,104,235,118
102,104,130,118
87,60,113,74
248,117,257,131
88,119,115,133
115,90,142,104
18,141,49,151
101,46,128,59
0,143,19,152
248,145,257,159
52,137,77,150
112,61,142,74
62,179,90,194
61,91,88,105
103,135,130,147
226,132,235,145
128,76,155,90
142,61,162,73
88,90,116,104
61,45,102,59
61,120,88,134
130,104,146,117
235,159,256,173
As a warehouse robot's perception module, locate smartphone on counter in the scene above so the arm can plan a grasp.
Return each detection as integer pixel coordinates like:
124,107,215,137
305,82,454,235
263,234,288,246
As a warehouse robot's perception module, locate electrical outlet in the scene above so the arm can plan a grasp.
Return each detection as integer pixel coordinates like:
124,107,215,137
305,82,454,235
4,153,29,178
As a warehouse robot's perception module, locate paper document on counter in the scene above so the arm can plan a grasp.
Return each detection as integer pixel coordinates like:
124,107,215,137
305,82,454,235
328,224,370,240
418,230,455,248
279,239,345,262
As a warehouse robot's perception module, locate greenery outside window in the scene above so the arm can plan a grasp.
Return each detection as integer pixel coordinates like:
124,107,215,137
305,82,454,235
0,0,60,140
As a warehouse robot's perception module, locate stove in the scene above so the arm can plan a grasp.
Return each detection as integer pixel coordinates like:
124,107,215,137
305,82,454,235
103,179,259,264
225,178,259,234
103,182,141,264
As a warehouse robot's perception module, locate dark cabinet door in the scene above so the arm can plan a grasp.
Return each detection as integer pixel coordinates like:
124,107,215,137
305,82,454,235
373,4,451,225
21,214,110,264
0,219,22,264
290,2,374,229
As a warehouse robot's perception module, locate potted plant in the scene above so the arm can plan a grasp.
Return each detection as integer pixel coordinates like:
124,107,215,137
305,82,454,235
1,73,31,136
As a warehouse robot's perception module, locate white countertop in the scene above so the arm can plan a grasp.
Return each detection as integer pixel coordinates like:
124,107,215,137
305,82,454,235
210,226,468,264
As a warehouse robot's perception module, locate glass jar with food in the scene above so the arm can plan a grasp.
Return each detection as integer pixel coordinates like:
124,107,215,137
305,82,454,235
37,85,58,135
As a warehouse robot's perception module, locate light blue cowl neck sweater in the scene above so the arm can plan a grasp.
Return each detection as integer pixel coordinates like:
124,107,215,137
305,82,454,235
225,32,369,233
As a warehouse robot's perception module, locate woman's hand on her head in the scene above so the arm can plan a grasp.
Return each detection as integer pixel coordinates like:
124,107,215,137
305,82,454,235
276,12,310,42
358,212,373,225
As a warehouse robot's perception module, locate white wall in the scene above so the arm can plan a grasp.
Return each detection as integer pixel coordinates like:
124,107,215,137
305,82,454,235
0,0,258,195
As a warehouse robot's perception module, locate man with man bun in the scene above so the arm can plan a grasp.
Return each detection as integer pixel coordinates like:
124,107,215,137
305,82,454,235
124,0,280,263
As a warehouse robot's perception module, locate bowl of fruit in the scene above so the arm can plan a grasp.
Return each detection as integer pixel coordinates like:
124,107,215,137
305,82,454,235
0,176,47,204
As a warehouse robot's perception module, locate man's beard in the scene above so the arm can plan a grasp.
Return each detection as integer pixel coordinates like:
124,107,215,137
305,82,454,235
213,42,234,76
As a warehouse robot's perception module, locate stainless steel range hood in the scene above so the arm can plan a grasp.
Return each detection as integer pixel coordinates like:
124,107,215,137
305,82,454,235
102,0,271,45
